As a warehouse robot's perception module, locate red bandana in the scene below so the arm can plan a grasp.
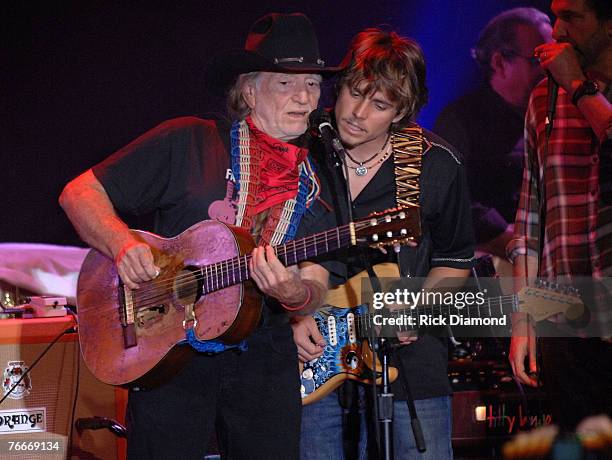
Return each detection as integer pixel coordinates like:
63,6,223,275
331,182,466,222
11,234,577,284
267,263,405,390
246,117,308,214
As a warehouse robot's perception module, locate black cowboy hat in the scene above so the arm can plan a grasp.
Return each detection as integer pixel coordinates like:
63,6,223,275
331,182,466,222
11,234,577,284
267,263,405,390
205,12,339,95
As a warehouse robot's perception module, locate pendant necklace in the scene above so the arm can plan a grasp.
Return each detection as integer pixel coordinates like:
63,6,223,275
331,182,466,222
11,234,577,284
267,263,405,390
345,134,391,176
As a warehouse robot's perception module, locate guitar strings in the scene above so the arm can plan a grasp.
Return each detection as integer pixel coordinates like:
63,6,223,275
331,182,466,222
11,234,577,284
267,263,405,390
354,294,519,334
126,213,391,306
129,226,351,304
127,225,357,310
123,212,411,312
356,294,518,321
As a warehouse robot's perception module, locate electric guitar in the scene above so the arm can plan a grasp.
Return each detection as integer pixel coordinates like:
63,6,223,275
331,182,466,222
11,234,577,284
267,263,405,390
300,266,584,405
77,206,420,386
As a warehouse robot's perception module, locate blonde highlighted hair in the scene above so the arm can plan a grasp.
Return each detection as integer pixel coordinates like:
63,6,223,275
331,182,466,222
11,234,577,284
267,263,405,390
338,28,428,127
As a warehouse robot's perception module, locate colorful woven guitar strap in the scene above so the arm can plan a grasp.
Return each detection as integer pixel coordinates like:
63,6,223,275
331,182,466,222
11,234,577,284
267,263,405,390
186,119,320,353
391,124,425,207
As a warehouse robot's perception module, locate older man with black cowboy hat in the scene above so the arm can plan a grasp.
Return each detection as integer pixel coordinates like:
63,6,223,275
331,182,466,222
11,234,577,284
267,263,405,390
60,12,339,460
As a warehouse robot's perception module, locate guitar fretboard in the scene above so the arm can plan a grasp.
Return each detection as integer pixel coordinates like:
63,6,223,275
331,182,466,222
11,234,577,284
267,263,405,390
355,294,519,337
198,225,354,294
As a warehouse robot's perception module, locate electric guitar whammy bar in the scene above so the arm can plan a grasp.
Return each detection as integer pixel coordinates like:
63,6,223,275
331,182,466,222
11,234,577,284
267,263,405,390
77,207,420,386
300,264,584,405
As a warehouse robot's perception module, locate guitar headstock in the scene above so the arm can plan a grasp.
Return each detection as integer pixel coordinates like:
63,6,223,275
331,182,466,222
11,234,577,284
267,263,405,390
518,280,584,322
352,205,421,250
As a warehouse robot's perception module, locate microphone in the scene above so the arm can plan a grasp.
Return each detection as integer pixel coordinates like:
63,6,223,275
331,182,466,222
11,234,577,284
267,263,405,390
545,71,559,138
308,108,355,226
308,108,346,167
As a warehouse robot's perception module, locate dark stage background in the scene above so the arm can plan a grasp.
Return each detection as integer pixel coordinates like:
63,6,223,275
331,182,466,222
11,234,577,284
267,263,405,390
3,0,550,246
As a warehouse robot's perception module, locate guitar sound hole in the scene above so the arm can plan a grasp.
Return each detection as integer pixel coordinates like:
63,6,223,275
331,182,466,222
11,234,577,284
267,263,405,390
173,268,201,307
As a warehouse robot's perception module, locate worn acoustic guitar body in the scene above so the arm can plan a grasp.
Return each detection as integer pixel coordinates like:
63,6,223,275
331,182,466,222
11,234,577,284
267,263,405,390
77,221,260,386
77,207,421,386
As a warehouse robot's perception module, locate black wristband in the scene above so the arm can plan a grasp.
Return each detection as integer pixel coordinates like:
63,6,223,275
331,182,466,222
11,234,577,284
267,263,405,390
571,79,599,105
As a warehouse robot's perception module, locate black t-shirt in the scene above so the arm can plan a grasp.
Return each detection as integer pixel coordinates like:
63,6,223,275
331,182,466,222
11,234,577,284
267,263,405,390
92,116,341,324
313,125,475,400
434,84,525,244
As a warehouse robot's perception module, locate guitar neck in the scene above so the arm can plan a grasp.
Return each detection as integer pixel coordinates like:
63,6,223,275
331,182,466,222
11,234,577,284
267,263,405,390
199,223,355,294
395,294,519,318
356,294,519,335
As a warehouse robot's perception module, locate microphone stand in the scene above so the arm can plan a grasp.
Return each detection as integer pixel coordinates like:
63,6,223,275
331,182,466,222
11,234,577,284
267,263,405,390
369,336,395,460
316,113,402,459
320,119,396,458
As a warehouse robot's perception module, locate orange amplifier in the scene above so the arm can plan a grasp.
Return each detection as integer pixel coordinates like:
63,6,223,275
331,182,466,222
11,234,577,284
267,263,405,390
0,316,127,460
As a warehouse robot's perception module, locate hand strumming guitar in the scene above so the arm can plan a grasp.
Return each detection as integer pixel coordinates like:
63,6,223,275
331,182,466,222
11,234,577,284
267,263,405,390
290,315,326,363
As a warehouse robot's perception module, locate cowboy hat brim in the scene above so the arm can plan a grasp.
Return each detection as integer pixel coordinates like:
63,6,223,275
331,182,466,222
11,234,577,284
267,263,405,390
205,49,340,96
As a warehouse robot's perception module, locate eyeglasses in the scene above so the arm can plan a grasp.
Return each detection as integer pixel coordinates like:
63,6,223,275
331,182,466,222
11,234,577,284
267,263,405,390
502,50,540,66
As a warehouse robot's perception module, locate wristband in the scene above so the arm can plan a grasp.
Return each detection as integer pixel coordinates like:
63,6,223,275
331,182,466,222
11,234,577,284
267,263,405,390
571,79,599,106
280,283,312,311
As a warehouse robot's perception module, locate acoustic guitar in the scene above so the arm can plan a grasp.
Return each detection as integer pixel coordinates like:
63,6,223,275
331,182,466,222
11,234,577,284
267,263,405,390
77,206,420,386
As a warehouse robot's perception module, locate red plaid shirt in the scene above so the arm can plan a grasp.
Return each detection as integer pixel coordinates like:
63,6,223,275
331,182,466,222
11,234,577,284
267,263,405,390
508,77,612,279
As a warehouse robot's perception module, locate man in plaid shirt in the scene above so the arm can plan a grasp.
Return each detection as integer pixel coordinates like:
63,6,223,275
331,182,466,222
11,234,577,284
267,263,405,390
507,0,611,430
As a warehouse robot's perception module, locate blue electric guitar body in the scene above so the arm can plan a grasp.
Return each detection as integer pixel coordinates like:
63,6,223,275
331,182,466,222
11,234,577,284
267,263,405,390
299,304,398,405
298,262,583,405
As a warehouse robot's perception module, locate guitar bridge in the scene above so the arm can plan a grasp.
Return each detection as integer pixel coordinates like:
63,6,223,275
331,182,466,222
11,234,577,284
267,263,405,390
119,284,137,348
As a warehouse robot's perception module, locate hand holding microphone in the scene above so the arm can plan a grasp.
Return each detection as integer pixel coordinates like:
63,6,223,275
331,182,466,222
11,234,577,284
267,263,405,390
535,42,585,95
535,42,584,137
545,72,559,137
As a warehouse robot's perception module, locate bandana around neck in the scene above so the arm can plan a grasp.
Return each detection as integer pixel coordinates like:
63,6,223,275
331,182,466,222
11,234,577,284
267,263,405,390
230,117,320,246
245,117,308,214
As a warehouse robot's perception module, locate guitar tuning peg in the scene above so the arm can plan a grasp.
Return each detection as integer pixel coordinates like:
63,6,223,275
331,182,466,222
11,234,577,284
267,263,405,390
549,282,556,291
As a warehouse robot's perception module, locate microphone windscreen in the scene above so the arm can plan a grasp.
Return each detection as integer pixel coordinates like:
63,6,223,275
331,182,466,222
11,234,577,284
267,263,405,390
308,108,331,134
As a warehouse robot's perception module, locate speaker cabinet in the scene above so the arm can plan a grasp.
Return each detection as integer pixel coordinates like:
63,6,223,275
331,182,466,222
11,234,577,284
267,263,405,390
0,316,126,459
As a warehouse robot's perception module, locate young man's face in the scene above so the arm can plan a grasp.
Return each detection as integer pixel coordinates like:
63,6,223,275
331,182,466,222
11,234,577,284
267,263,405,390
244,72,322,142
551,0,612,68
334,81,405,149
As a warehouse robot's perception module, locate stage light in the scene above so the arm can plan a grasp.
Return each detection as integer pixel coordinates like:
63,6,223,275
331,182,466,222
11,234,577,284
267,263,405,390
474,405,487,422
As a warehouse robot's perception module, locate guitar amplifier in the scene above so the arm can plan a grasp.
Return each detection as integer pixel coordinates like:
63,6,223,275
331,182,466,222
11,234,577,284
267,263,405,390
0,316,127,460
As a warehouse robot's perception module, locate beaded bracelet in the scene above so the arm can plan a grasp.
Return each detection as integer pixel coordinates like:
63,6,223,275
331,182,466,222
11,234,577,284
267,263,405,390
280,283,312,311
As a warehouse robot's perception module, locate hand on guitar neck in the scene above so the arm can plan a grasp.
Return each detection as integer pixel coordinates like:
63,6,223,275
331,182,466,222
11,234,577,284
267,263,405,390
250,245,327,312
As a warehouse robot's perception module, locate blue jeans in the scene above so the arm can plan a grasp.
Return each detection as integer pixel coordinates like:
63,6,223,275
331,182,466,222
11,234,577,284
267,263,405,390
301,389,452,459
300,389,368,460
393,396,453,460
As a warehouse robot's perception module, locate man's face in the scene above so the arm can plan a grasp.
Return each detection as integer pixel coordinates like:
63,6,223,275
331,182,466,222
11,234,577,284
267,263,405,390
504,23,553,107
244,72,321,141
551,0,612,67
334,82,405,150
